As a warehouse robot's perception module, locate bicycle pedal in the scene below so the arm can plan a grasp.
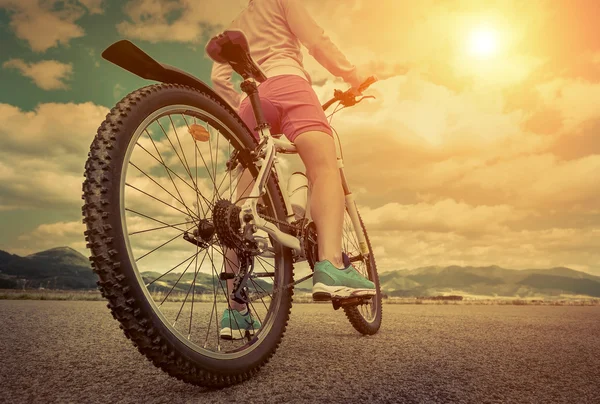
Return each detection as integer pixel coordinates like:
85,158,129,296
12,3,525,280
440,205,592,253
331,296,372,311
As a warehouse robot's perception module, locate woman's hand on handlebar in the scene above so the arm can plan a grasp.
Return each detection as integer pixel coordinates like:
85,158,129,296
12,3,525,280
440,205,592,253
356,75,378,94
322,75,378,111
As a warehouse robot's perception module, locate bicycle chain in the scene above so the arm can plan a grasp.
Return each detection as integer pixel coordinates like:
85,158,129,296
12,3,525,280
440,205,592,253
257,210,301,233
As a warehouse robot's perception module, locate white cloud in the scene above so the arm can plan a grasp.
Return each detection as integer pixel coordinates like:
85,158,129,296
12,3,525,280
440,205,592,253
15,221,87,256
360,199,525,235
455,154,600,210
0,102,109,210
117,0,247,43
369,227,600,275
0,0,101,52
3,59,73,90
536,78,600,133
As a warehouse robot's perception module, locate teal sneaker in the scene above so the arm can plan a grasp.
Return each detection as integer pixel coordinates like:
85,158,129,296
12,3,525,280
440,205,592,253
312,260,376,301
219,308,261,340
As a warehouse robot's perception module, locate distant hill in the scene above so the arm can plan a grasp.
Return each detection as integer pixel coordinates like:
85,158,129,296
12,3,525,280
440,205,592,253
0,247,96,289
2,247,599,298
0,247,272,293
375,265,600,298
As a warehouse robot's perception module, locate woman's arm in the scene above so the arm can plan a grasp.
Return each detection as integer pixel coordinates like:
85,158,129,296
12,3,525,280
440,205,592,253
211,61,243,110
281,0,363,88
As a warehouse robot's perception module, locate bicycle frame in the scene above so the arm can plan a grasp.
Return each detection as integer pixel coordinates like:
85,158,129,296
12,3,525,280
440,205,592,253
238,81,370,259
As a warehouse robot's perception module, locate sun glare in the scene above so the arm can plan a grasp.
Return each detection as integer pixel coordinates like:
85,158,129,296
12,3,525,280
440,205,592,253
468,27,499,59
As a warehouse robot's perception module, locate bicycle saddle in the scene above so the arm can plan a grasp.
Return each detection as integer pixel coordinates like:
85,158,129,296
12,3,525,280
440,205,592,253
206,30,267,83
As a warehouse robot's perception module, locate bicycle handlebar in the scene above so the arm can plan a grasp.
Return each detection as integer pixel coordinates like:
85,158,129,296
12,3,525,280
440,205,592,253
322,75,378,112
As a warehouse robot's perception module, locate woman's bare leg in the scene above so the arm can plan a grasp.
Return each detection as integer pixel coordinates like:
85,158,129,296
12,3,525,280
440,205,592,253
294,131,345,269
224,129,345,310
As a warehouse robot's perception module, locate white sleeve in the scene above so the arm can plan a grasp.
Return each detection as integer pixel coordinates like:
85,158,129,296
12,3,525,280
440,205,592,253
211,61,243,110
281,0,362,88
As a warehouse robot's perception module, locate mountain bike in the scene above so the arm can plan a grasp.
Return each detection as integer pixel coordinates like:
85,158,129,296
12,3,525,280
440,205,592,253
82,30,382,388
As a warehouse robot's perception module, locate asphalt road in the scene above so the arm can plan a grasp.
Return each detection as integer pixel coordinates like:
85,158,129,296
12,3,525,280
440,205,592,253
1,301,599,403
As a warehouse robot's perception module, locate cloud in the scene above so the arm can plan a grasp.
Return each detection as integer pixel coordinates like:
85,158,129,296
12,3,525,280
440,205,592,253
536,78,600,133
368,225,600,274
455,154,600,210
360,199,525,235
0,102,109,211
3,59,73,90
15,221,87,256
116,0,247,43
0,0,101,52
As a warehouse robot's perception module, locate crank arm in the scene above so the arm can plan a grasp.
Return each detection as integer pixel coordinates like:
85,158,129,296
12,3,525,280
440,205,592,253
247,273,314,302
219,271,275,280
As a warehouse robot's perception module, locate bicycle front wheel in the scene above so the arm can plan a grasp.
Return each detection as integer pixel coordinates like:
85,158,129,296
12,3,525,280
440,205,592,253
341,209,382,335
82,83,293,387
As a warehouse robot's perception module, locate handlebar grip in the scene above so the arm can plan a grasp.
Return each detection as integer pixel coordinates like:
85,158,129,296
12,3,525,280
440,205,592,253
358,76,378,93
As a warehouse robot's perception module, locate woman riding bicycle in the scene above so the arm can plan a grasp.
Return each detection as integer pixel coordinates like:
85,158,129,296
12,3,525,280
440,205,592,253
210,0,376,339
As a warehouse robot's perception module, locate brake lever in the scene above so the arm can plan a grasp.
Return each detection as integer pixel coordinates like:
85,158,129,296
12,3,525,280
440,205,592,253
355,95,375,104
343,95,375,107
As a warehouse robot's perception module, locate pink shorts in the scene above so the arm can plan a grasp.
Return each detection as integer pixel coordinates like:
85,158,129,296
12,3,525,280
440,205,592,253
238,75,333,142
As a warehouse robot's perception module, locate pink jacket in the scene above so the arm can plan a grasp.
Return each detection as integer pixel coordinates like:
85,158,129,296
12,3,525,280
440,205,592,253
210,0,362,110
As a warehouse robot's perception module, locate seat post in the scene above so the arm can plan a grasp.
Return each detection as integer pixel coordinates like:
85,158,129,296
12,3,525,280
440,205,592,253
240,79,270,131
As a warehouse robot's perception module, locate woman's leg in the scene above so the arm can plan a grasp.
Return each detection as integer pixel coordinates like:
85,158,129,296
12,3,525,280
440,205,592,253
293,130,345,269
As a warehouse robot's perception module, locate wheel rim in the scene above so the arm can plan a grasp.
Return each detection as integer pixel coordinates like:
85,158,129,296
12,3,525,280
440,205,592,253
119,105,284,359
342,210,378,323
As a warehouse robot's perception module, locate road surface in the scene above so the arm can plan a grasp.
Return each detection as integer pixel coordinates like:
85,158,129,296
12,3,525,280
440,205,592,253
1,301,598,403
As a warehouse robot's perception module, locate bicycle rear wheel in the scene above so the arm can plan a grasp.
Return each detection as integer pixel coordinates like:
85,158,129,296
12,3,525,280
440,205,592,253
341,210,382,335
82,83,293,387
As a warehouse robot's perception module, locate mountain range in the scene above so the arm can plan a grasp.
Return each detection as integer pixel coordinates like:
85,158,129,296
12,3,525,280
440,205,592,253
1,247,600,298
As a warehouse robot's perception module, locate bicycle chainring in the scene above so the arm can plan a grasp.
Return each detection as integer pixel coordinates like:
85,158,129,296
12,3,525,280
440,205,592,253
303,221,319,269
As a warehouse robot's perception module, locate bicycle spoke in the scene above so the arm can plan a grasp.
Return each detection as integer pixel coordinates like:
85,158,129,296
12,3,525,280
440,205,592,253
129,220,195,236
146,249,202,287
233,177,256,206
249,277,271,312
136,140,212,208
215,164,245,200
206,124,224,209
188,243,199,340
180,115,223,205
159,249,205,307
135,223,197,262
212,126,221,207
144,129,203,221
174,248,208,326
125,207,191,234
126,181,197,219
129,160,190,213
166,116,210,218
255,256,276,284
205,245,244,348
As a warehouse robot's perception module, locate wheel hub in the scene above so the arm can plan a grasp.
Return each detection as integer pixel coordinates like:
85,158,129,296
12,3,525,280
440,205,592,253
196,218,215,241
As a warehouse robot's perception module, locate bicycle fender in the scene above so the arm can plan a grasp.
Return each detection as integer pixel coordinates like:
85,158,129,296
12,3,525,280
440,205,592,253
101,40,248,129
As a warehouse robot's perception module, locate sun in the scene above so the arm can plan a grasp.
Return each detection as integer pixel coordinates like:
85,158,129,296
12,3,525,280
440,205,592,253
468,27,499,59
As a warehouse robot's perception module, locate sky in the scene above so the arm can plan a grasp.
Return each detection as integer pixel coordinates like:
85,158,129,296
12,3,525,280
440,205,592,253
0,0,599,275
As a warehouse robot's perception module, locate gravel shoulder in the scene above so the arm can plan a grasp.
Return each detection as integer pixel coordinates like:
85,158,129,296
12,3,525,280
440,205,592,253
1,301,599,403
